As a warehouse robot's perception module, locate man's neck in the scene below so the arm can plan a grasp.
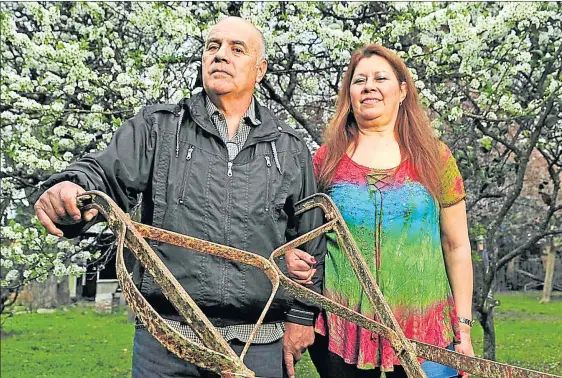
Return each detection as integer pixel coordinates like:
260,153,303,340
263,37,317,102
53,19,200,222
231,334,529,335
207,92,253,119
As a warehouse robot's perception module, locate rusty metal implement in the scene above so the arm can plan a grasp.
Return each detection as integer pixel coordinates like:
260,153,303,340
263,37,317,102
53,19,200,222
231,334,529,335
77,191,560,378
77,191,278,378
270,193,561,378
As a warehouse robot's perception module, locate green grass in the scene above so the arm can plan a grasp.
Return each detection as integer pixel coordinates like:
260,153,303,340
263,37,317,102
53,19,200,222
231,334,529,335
1,293,561,377
470,292,562,375
1,305,133,377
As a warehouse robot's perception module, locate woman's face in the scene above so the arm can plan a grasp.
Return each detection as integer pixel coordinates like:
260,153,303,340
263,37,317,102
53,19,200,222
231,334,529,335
349,55,406,128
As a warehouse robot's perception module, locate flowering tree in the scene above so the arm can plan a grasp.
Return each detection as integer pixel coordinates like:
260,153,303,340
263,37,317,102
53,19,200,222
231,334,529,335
373,2,562,360
1,1,561,358
0,1,221,311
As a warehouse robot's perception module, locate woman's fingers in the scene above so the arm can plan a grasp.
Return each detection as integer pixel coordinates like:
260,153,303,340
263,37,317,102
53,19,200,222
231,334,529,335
288,249,316,264
286,248,317,285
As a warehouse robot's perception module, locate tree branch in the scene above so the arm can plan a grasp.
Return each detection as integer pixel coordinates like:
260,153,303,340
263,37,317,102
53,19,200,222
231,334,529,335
260,77,323,144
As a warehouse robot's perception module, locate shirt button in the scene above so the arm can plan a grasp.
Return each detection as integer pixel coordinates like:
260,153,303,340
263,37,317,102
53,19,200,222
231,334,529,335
277,126,282,131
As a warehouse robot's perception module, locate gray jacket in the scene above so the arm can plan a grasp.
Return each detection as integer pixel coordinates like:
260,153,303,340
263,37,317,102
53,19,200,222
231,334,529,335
43,92,325,326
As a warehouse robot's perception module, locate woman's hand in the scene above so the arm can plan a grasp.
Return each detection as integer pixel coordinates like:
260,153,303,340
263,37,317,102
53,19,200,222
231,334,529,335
285,249,316,285
455,325,475,377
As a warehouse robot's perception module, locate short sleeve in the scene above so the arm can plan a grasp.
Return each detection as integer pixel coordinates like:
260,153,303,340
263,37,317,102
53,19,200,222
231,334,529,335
312,144,327,179
439,142,466,207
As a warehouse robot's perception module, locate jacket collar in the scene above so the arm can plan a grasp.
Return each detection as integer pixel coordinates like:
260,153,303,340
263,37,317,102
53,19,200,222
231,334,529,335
181,91,281,142
204,95,261,127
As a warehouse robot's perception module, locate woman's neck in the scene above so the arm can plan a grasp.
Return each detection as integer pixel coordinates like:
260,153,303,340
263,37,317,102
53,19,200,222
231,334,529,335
357,123,397,145
348,123,402,169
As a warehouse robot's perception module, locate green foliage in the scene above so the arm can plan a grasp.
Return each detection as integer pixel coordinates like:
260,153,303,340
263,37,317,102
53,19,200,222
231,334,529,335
469,223,487,238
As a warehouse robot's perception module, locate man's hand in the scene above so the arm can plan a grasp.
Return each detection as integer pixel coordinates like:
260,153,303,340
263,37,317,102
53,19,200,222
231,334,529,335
455,326,475,377
283,323,314,378
285,249,316,285
34,181,98,237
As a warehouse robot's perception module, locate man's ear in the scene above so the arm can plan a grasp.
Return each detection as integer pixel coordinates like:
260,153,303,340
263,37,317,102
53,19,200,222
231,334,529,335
256,59,268,83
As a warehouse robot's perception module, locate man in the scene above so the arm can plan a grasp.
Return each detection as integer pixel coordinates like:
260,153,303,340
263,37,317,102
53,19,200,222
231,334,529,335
35,17,323,378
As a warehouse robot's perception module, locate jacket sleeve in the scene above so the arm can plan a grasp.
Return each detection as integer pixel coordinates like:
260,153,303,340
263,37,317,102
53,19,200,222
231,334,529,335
284,142,326,326
40,107,156,238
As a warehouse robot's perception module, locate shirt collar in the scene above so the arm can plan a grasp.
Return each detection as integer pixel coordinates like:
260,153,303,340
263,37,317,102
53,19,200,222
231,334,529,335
204,95,261,127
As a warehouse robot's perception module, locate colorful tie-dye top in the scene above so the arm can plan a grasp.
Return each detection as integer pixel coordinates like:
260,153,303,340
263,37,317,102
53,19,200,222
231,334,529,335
313,142,465,371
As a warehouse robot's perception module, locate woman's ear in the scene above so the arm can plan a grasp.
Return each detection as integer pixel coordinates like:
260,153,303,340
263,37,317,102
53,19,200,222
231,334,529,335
400,81,408,103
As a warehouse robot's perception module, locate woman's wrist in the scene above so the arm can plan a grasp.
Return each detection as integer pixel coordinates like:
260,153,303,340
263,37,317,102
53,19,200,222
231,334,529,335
459,323,472,334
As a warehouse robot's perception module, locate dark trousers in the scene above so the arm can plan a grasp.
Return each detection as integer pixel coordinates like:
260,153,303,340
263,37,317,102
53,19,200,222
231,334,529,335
132,327,286,378
308,333,408,378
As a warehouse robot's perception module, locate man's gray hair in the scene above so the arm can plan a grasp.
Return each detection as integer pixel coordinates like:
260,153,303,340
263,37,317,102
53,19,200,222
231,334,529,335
257,29,267,62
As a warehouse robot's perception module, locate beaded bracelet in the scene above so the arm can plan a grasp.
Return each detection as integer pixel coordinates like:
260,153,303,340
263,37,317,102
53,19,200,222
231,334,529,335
458,316,474,327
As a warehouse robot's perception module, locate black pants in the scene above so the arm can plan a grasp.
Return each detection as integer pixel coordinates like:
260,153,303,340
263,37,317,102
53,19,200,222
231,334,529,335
132,327,286,377
308,333,407,378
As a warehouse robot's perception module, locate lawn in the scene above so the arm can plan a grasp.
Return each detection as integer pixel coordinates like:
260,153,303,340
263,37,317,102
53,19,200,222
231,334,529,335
1,292,560,377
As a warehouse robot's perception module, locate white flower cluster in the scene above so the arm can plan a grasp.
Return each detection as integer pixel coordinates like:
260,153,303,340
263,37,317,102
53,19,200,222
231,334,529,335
1,217,87,289
2,1,561,303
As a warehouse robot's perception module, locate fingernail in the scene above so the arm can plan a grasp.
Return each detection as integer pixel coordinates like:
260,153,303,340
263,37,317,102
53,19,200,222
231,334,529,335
73,215,81,221
311,257,317,263
57,232,64,237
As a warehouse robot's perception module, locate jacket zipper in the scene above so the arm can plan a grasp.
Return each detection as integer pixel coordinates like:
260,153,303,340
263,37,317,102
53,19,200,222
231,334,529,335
265,155,271,212
227,161,233,177
222,159,234,307
178,145,194,205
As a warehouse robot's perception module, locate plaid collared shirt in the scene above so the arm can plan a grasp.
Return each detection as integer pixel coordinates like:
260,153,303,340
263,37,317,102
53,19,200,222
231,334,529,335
163,95,285,344
205,95,261,160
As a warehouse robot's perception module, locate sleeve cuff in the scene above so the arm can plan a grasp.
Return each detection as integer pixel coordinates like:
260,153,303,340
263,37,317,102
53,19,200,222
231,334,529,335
57,215,99,239
285,308,315,326
41,170,96,193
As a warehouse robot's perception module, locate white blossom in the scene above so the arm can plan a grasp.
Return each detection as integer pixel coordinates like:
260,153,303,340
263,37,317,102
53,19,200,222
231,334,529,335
2,2,561,314
5,270,20,283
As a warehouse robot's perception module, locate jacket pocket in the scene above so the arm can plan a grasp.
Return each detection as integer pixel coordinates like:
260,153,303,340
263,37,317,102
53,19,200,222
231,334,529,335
270,153,299,221
264,155,272,213
178,145,195,206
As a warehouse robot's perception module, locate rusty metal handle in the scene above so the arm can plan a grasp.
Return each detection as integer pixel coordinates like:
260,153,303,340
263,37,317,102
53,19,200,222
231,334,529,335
75,191,560,378
270,194,561,378
76,191,281,378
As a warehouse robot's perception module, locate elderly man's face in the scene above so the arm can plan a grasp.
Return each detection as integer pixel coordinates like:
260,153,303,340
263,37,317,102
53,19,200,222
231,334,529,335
202,18,266,98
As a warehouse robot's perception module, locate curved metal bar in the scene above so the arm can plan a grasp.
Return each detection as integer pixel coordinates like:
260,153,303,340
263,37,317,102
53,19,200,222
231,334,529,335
270,194,561,378
276,194,426,377
76,191,560,378
77,191,279,378
415,342,561,378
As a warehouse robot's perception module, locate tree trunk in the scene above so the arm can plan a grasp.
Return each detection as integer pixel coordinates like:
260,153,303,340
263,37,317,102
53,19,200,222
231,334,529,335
540,242,556,303
481,305,496,360
475,263,498,360
1,288,19,315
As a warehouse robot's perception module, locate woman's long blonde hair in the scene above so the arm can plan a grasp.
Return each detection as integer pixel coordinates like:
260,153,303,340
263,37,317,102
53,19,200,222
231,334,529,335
317,44,442,198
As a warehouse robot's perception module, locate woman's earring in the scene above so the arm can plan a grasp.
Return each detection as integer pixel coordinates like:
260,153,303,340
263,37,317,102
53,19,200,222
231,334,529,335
399,100,403,107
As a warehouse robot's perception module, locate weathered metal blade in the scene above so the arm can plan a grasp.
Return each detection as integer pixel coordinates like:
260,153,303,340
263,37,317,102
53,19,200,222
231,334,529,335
77,191,560,378
77,191,264,378
271,193,561,378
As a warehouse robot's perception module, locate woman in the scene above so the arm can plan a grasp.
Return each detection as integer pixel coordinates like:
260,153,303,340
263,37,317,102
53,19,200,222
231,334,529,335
287,44,474,377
